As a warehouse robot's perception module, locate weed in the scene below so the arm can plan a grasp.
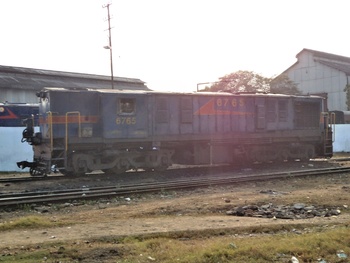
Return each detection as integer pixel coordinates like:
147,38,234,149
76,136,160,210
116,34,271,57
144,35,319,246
0,215,65,231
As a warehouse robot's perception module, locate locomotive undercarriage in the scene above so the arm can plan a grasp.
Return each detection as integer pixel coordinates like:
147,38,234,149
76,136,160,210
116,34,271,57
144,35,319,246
26,140,320,176
35,141,175,176
19,129,324,176
243,143,316,163
67,147,174,175
172,141,319,166
18,137,174,176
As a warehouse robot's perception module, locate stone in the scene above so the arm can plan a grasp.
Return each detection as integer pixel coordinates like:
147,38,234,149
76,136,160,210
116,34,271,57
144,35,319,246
293,203,305,210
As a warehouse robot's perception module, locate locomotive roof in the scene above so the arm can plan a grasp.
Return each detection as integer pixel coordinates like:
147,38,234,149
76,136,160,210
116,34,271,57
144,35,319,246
42,87,324,100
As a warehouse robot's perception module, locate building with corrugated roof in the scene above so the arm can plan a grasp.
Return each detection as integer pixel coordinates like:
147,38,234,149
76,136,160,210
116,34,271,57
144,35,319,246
282,49,350,111
0,65,150,103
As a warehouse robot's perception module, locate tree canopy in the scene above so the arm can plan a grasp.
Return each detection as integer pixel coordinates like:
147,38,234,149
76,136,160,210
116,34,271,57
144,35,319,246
270,74,301,95
205,70,300,95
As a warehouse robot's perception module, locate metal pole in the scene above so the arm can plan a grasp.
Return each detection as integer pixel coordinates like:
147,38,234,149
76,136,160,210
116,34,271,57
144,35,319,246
103,3,114,89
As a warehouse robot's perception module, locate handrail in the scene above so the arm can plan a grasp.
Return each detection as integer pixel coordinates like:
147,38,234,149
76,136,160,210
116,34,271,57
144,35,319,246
47,111,53,152
322,112,330,141
322,112,336,143
65,111,81,151
330,112,336,142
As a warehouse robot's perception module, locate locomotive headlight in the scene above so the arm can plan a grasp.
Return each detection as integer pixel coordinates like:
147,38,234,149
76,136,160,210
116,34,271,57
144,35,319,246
81,126,93,137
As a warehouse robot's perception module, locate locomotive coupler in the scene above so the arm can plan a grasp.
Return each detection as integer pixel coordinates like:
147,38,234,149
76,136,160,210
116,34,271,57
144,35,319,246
17,160,36,170
16,160,47,176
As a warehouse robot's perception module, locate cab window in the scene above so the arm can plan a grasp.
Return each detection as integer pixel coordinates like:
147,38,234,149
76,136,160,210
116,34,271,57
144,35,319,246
119,98,135,114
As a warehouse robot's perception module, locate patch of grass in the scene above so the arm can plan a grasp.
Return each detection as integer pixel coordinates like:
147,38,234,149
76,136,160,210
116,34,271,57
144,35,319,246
105,225,350,263
3,224,350,263
1,241,126,263
0,244,80,263
16,204,32,212
0,215,67,231
132,227,350,263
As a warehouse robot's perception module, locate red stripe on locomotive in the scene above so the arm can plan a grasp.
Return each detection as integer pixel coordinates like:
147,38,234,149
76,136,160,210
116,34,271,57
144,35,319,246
39,115,99,124
0,108,18,119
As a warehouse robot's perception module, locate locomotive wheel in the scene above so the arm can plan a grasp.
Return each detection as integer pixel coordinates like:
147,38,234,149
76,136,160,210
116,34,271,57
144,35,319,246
72,153,93,175
103,158,129,174
301,145,315,161
277,148,290,162
29,167,46,177
248,149,260,163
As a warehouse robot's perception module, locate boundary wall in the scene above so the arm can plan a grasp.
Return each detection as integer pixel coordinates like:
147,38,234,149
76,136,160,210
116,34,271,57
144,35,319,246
0,127,37,172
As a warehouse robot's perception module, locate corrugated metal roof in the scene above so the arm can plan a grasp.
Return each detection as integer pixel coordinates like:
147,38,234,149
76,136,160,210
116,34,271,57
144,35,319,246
282,48,350,75
297,48,350,64
317,60,350,75
0,65,150,91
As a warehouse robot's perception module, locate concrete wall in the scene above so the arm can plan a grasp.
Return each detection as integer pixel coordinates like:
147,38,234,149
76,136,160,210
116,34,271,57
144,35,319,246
0,127,35,172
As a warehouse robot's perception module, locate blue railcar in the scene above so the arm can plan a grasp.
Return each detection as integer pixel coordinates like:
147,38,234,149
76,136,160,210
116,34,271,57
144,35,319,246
0,103,38,127
18,88,333,176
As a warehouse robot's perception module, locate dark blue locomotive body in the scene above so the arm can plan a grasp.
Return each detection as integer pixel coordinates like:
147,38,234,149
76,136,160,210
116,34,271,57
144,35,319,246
19,88,333,175
0,103,38,127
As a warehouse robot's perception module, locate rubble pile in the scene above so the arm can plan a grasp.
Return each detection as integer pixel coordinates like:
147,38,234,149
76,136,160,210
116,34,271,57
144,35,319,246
226,203,342,219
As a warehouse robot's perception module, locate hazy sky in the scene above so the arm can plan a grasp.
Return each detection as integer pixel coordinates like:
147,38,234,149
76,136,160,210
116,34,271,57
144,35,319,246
0,0,349,91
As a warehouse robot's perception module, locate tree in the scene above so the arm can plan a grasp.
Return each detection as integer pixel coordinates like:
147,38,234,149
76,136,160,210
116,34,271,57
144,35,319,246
209,70,270,93
343,84,350,110
270,74,301,95
207,71,301,95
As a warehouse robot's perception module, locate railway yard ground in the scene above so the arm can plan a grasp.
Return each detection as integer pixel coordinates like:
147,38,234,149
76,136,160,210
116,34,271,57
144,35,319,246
1,155,350,262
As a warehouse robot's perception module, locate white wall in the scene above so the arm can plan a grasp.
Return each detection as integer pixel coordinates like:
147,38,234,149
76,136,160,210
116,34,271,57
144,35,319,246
1,88,38,103
0,127,34,172
286,51,348,111
333,124,350,153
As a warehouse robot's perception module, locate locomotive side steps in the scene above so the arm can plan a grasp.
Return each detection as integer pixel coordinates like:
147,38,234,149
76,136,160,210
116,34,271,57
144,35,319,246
48,111,82,173
51,147,66,171
324,112,335,157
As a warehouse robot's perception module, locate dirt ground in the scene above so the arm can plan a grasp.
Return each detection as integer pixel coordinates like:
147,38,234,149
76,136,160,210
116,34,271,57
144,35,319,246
1,157,350,249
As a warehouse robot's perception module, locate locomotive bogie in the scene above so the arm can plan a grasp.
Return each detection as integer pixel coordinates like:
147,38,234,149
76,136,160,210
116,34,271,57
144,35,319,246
64,147,174,174
19,88,333,175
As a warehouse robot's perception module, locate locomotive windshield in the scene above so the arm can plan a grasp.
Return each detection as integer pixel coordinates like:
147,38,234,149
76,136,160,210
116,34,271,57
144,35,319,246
119,98,135,114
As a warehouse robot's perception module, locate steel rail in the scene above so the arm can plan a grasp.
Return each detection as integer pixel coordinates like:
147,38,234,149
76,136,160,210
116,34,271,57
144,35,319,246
1,166,350,208
0,165,222,183
0,174,63,183
1,157,348,184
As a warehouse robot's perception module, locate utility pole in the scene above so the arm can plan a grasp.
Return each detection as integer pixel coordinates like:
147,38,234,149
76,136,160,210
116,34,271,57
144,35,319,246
103,3,114,89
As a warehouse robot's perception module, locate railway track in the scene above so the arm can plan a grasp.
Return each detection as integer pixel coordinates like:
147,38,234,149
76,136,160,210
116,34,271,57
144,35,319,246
1,156,348,184
0,174,63,183
0,164,236,184
1,166,350,209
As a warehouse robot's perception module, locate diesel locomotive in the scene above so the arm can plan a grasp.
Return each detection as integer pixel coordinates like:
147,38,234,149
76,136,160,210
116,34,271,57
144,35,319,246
18,87,333,176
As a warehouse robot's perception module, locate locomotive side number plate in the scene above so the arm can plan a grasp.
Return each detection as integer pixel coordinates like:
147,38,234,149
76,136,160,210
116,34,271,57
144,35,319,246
216,98,245,108
116,117,137,125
